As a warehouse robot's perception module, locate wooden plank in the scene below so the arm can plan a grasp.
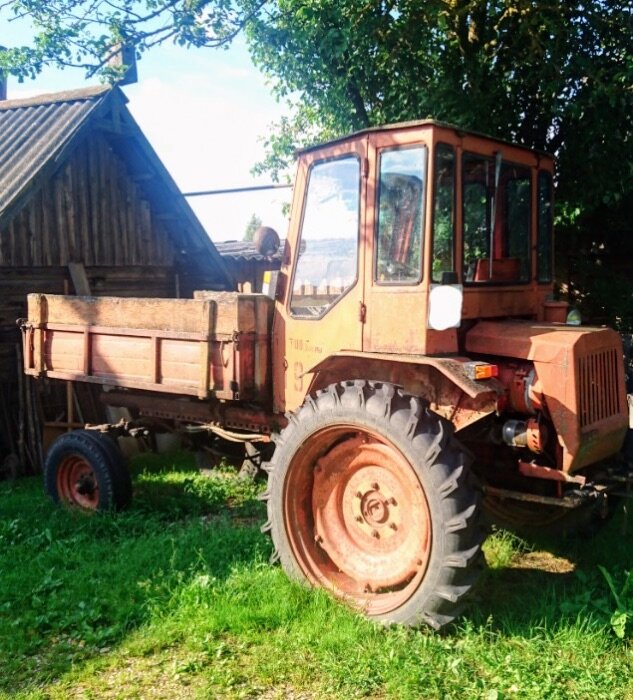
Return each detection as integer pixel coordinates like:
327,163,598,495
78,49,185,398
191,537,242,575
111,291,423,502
29,199,40,266
109,146,122,266
54,174,68,264
29,294,217,334
68,263,92,296
40,182,52,266
139,199,151,266
75,144,93,266
88,138,101,264
64,163,77,261
8,218,16,266
98,137,112,265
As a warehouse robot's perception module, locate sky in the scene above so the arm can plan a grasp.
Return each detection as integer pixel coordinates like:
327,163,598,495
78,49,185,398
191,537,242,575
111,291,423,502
0,21,292,242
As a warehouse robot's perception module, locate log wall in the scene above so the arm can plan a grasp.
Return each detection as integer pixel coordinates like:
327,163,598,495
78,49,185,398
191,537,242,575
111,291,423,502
0,133,175,268
0,129,216,474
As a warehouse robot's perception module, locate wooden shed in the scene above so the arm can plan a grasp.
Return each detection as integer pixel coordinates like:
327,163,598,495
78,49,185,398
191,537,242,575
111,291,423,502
0,85,234,475
215,239,283,293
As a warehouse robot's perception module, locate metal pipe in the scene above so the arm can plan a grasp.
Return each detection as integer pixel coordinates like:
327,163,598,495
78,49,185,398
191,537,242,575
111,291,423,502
183,183,293,198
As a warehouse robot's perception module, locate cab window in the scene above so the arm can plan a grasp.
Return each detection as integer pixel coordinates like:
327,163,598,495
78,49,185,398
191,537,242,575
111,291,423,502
432,144,455,282
290,156,360,318
375,146,427,284
537,171,553,283
462,154,531,284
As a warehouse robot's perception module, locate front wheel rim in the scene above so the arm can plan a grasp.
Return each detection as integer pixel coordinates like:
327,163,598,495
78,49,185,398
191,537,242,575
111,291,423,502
284,425,431,616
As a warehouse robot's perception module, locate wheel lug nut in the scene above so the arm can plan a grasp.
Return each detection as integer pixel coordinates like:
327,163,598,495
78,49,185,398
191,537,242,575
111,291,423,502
364,583,373,593
314,534,323,544
371,482,379,490
389,522,398,531
371,530,380,539
389,497,397,506
356,491,363,499
355,515,363,523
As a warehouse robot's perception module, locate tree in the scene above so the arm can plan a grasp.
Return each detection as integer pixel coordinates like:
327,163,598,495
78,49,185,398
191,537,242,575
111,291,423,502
244,213,262,241
2,1,632,322
245,2,632,210
0,1,263,81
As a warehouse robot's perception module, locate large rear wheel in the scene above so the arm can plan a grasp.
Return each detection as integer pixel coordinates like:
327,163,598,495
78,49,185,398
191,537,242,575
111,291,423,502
264,381,484,629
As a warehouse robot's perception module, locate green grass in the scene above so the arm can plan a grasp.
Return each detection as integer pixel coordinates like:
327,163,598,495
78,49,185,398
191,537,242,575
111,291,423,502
1,454,633,699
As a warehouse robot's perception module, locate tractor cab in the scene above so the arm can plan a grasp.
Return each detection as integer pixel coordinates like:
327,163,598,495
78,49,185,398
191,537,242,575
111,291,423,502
273,120,557,413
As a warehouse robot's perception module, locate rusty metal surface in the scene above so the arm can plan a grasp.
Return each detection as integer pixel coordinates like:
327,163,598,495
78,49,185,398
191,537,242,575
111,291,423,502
483,485,587,509
303,353,502,431
312,433,431,590
283,423,431,615
99,390,283,434
467,320,628,471
518,461,586,485
56,453,100,509
273,122,556,414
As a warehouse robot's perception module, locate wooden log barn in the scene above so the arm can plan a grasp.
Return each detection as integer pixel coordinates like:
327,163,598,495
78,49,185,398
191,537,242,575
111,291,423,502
0,85,234,476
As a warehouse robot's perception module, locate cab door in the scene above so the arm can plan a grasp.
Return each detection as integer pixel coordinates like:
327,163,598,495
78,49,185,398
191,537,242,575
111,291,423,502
273,138,367,413
362,133,430,354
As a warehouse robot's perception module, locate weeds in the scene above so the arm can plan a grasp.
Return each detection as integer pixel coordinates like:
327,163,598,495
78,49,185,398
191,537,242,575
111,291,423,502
1,454,633,699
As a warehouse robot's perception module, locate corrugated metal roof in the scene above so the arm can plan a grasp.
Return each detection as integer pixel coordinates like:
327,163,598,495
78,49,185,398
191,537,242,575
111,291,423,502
0,86,111,224
215,239,284,262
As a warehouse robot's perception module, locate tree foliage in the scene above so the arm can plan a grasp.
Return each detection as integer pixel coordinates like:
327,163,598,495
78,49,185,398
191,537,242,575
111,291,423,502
1,0,632,315
243,212,262,241
246,2,632,215
0,0,262,80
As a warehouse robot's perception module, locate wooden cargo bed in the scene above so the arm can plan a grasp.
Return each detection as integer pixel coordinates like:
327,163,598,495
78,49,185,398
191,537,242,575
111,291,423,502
22,293,274,404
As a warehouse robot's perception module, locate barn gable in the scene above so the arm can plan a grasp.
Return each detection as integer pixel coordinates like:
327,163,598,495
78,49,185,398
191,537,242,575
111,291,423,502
0,85,234,475
0,85,233,288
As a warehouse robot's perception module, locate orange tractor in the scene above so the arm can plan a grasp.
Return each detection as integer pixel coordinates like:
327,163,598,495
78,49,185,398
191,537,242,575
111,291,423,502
22,120,632,629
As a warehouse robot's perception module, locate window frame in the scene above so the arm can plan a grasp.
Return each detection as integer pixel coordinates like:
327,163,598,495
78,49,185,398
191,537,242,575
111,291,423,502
430,142,456,283
461,152,532,286
536,170,554,284
374,144,428,287
288,153,362,320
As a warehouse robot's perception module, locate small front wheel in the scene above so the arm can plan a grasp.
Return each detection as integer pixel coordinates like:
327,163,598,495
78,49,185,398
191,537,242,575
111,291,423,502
264,381,484,629
44,430,131,511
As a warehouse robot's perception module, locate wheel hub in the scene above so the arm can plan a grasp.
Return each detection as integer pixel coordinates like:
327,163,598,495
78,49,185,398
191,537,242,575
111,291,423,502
76,473,97,497
56,454,100,509
310,433,431,592
354,480,398,538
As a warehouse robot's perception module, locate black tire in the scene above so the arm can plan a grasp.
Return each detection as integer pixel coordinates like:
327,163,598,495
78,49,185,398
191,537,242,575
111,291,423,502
44,430,131,511
262,380,485,629
82,431,132,509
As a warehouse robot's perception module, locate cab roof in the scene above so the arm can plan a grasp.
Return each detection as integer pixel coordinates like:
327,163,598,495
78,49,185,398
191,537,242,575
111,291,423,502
296,119,553,161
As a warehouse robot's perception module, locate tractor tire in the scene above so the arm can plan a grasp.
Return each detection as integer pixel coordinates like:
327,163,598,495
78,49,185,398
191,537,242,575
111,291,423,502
44,430,131,511
263,380,485,629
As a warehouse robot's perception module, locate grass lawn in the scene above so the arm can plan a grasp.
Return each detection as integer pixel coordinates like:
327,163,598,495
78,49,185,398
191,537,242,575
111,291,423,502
1,452,633,699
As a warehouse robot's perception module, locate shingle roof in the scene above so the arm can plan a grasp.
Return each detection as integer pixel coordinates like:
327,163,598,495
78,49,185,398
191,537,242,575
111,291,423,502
0,85,110,226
